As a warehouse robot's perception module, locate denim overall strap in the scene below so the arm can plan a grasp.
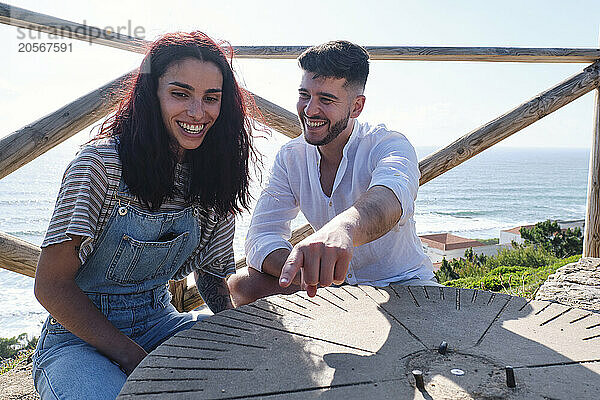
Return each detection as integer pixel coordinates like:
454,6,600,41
74,177,202,296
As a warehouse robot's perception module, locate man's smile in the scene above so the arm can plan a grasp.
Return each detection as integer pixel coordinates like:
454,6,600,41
304,118,327,128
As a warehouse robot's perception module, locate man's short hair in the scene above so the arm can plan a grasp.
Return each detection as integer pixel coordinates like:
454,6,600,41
298,40,369,92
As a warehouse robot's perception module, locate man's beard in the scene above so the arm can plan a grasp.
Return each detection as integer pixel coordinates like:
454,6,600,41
303,109,351,146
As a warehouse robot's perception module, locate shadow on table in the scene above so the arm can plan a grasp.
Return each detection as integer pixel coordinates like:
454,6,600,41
313,285,600,399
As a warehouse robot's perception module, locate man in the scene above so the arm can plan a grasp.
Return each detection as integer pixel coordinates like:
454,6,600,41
229,40,438,306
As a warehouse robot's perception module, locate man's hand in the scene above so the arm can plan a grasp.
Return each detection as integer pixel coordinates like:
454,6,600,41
279,222,353,297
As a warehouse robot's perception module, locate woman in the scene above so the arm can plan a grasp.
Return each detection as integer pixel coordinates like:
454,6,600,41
32,31,257,399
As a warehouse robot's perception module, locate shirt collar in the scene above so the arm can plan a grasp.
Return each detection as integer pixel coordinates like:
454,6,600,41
313,119,360,162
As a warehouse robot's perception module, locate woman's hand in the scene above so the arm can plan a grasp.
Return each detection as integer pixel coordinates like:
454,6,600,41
35,235,148,375
117,345,148,375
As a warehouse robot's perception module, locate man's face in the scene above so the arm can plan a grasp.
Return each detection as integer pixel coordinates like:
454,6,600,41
296,71,358,147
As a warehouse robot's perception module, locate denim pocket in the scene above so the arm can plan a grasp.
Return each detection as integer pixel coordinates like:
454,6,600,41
106,231,189,284
35,318,77,357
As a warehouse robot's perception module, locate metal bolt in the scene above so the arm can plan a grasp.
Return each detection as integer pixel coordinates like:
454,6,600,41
412,369,425,390
438,341,448,355
505,366,516,388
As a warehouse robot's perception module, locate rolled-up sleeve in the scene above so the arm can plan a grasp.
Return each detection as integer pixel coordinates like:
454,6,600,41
367,133,420,226
245,149,299,272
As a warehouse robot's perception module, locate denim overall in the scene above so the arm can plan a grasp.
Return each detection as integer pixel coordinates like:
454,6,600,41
33,178,204,400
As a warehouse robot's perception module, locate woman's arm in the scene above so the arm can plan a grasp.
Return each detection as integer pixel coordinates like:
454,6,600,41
194,270,234,313
34,235,147,375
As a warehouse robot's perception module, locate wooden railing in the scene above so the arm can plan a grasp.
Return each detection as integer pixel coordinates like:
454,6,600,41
1,2,599,312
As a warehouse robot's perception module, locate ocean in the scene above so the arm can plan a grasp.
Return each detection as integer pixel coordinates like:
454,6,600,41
0,131,590,338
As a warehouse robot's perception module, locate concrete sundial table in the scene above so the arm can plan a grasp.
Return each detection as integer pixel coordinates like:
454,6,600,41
117,285,600,399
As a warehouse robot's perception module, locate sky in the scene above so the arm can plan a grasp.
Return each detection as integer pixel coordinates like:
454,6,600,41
2,0,600,150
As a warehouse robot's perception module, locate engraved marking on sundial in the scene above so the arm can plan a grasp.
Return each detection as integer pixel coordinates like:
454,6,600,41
247,303,285,317
279,296,309,310
203,320,253,333
259,300,313,319
475,297,512,346
315,293,349,312
539,307,572,326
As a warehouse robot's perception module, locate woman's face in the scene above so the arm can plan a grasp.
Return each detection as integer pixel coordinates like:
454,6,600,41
157,58,223,157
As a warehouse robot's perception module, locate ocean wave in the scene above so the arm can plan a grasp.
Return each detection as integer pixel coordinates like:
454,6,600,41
2,230,47,240
416,213,504,235
0,199,55,205
430,210,495,218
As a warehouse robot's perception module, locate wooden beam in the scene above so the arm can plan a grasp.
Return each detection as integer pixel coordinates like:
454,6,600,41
584,88,600,257
0,232,39,278
0,3,147,53
233,46,600,63
168,279,187,312
253,94,301,139
2,4,600,63
419,62,600,185
0,71,133,179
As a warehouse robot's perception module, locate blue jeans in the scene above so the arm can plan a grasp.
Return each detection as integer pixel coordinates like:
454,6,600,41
32,293,200,400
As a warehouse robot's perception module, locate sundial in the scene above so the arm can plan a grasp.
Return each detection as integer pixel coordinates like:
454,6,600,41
118,285,600,399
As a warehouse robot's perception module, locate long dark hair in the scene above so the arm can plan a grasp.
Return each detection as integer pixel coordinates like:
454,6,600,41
99,31,258,216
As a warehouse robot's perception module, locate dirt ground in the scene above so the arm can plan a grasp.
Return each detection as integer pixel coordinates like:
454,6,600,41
0,360,39,400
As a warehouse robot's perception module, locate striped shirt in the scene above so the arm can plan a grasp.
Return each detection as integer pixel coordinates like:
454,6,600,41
42,138,236,279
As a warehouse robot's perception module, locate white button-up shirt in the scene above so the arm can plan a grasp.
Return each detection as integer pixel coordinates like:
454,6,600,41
245,120,434,286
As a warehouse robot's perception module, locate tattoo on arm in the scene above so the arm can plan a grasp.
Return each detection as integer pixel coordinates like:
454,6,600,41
194,270,234,314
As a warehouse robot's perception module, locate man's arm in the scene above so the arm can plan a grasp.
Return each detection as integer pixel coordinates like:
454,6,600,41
340,185,403,247
279,185,402,295
194,270,233,313
280,132,420,297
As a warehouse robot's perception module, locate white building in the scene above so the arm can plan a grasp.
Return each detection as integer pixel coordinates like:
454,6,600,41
499,225,534,245
420,233,506,265
499,219,584,245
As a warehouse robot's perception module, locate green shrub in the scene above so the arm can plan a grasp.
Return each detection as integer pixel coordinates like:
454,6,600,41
476,238,500,245
444,277,479,288
0,333,38,360
520,220,583,258
486,245,557,270
443,252,582,298
434,258,459,283
489,265,529,275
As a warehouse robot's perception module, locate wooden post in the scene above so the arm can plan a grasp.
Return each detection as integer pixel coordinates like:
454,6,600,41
584,88,600,257
168,279,187,312
0,71,133,179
